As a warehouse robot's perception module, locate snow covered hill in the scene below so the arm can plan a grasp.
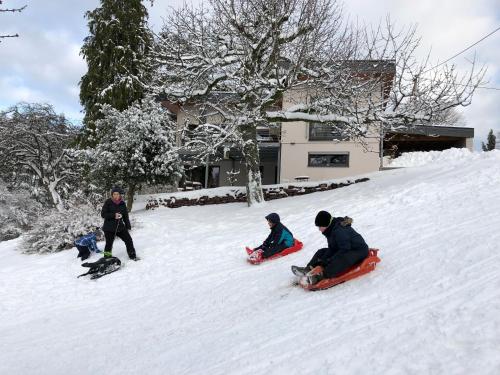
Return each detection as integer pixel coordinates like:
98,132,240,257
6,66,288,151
1,149,500,375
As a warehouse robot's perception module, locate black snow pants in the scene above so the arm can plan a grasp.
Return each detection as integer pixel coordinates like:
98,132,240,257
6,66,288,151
262,242,289,259
307,247,368,278
104,230,136,259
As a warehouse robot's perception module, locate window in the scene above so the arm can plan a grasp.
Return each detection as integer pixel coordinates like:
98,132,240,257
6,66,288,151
309,122,348,141
308,152,349,168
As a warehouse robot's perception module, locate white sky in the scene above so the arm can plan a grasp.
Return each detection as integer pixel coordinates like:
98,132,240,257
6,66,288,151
1,0,499,149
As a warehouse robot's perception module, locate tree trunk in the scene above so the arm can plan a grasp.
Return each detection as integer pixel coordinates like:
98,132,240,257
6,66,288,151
379,122,385,170
126,183,136,212
240,125,264,206
47,180,64,212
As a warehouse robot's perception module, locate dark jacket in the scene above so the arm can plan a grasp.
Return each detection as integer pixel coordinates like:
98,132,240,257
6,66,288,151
321,217,368,263
101,198,131,233
259,222,294,250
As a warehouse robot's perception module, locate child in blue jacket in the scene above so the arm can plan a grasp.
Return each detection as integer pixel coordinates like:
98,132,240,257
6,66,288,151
251,213,294,259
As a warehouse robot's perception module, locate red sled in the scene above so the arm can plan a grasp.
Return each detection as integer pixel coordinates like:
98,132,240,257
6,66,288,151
301,248,381,291
246,239,304,265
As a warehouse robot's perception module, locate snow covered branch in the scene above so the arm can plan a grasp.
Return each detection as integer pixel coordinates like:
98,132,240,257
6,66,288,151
0,1,26,41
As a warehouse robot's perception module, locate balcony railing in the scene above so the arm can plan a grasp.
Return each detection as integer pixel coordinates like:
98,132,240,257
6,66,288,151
256,126,280,143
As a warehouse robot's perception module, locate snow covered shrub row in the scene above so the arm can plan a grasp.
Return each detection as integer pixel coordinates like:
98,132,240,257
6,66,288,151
21,202,102,254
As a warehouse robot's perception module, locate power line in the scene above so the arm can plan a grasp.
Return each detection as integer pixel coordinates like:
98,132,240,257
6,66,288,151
476,85,500,91
453,82,500,91
423,25,500,73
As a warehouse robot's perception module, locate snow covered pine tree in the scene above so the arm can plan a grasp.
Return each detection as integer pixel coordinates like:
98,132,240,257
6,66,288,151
85,99,183,211
79,0,153,146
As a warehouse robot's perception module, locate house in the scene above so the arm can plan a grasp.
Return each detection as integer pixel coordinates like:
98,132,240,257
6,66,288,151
165,60,475,188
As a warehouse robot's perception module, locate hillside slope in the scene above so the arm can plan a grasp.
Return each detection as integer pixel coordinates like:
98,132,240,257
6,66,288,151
1,149,500,375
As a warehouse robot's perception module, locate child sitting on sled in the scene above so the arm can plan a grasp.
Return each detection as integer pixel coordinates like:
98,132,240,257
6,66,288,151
291,210,369,285
249,213,294,261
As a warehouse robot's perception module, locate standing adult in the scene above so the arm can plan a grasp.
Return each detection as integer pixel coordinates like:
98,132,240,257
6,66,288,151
101,186,138,260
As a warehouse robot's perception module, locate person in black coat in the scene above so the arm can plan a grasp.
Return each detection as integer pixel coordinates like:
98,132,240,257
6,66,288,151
253,213,294,259
101,186,138,260
292,210,368,284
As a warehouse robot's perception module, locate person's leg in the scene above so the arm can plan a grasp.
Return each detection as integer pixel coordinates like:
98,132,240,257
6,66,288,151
323,250,368,278
103,231,115,257
116,230,137,259
262,242,288,258
306,248,331,269
292,248,332,277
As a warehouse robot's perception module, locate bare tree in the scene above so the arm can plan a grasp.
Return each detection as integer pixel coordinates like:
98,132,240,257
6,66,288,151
150,0,484,205
0,103,80,211
0,1,26,42
431,108,467,127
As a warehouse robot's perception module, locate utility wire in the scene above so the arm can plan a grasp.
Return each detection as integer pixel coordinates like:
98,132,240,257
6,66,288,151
422,25,500,74
453,82,500,91
475,85,500,91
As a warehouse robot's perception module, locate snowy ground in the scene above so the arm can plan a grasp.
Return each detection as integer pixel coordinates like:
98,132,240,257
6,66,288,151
1,149,500,375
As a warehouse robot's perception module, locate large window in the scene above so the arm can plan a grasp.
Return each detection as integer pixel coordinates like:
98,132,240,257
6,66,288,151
308,152,349,168
309,122,348,141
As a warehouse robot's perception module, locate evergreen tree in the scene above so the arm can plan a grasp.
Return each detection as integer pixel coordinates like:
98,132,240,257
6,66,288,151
86,99,183,211
482,129,496,151
79,0,153,146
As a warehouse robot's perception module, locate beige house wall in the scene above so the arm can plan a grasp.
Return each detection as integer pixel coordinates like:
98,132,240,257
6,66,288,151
465,137,474,151
280,124,380,182
279,86,381,183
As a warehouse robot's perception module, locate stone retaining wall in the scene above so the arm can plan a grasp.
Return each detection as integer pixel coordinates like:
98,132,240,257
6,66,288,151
145,178,369,210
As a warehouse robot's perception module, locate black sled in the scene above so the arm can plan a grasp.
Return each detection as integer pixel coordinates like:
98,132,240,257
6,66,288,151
78,256,122,280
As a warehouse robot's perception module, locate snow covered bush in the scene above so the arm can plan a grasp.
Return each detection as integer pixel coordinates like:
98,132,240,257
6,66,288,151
0,182,45,241
21,200,103,254
85,99,184,211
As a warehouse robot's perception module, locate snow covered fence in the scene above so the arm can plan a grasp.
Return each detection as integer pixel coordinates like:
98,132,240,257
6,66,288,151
145,177,369,209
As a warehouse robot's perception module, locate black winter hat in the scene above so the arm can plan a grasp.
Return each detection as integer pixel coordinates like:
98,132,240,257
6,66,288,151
111,186,124,195
315,210,332,227
265,213,280,224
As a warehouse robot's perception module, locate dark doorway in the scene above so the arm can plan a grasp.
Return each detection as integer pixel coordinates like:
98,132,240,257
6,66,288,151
208,166,220,188
184,165,221,188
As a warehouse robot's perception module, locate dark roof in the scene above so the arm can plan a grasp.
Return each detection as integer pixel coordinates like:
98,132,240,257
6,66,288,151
388,125,474,138
159,59,396,108
342,60,396,75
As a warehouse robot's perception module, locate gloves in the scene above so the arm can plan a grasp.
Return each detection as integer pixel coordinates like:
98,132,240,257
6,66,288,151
249,249,263,261
115,213,122,219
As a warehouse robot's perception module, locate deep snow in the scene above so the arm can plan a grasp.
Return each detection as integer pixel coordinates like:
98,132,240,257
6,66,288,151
1,149,500,375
